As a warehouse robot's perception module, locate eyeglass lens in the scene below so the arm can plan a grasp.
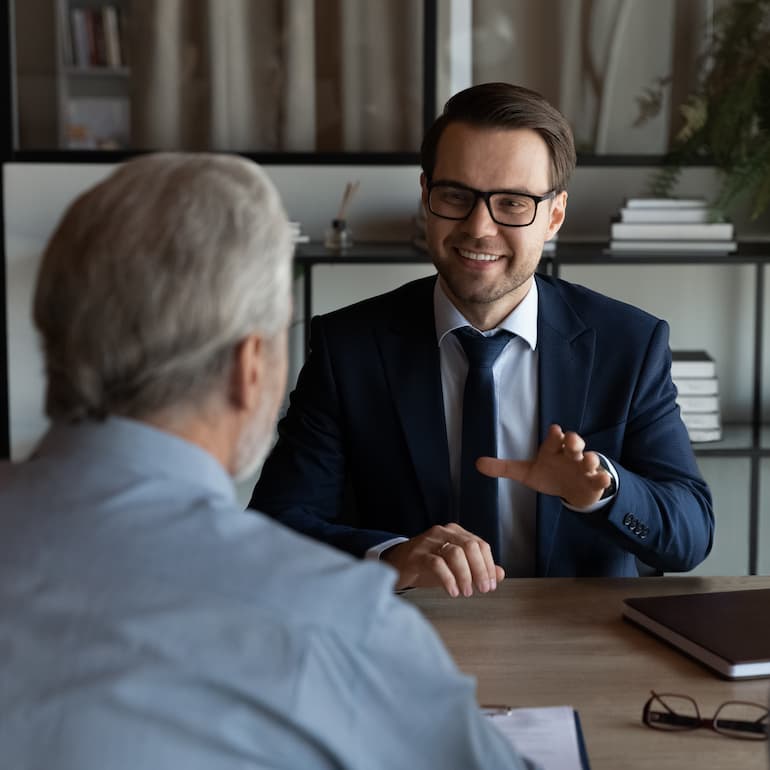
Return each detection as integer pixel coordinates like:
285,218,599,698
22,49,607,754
644,692,768,740
714,702,769,739
429,185,539,226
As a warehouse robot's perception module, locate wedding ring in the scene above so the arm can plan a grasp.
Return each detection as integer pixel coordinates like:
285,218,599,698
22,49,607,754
438,541,452,555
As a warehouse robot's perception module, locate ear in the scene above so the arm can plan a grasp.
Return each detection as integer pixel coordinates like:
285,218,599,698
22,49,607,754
545,190,568,241
230,334,263,413
420,172,429,208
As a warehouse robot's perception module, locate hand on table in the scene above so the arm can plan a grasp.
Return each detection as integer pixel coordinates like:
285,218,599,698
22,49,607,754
381,523,505,598
477,424,613,508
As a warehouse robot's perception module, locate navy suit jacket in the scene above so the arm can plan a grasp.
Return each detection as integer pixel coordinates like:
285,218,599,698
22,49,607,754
251,274,714,576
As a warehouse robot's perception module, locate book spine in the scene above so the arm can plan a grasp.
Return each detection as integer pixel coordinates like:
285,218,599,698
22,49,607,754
70,9,90,68
58,1,74,66
625,198,707,208
687,427,723,442
608,240,737,253
90,9,107,67
102,6,122,68
671,364,717,378
677,395,720,412
681,412,721,430
611,222,734,240
673,378,719,396
619,208,714,224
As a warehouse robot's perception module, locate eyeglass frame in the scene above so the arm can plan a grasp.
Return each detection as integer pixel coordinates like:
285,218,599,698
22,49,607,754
642,690,769,741
425,180,556,228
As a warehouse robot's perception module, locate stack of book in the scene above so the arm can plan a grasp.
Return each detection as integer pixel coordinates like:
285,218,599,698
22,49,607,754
289,221,309,244
609,198,736,253
671,350,722,442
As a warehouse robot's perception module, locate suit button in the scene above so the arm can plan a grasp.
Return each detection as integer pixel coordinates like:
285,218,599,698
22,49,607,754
623,513,633,526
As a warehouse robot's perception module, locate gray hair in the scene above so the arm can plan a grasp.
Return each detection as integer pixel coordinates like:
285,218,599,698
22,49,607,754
34,152,293,420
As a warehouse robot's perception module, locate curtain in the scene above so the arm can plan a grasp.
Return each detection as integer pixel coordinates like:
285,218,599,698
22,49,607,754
470,0,715,154
130,0,422,152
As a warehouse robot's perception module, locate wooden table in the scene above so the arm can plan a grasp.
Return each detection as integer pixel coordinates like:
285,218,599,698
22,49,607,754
407,576,770,770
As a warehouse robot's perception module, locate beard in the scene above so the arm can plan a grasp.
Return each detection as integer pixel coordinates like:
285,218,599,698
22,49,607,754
232,406,275,484
436,257,536,307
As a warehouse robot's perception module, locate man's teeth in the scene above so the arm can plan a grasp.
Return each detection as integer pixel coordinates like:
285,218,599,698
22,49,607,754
458,248,501,262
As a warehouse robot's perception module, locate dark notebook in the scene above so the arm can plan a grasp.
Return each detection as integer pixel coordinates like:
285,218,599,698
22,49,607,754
622,589,770,680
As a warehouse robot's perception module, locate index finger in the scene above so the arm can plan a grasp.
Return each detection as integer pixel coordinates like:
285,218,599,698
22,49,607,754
476,456,530,482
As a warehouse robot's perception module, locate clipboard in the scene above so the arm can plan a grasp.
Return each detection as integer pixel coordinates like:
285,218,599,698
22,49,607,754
482,704,591,770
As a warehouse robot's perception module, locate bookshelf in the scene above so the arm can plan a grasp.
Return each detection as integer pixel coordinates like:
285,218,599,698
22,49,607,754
294,240,770,575
54,0,130,149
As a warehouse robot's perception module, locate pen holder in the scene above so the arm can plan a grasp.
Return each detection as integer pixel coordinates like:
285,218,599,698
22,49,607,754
324,218,354,251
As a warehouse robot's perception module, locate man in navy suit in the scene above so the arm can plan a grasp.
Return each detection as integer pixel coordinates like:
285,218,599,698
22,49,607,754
251,82,714,596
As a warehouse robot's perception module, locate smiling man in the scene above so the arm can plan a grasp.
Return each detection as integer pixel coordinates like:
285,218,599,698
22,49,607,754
251,82,714,596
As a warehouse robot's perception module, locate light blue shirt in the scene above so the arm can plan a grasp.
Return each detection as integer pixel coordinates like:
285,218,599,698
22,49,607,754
0,418,531,770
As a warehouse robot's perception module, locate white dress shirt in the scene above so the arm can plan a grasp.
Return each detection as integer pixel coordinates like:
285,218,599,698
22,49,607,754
435,279,540,576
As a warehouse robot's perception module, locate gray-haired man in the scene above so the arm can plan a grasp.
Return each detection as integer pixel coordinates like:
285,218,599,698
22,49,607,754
0,154,531,769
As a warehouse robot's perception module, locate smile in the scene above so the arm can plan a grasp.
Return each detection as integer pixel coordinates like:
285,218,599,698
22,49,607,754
458,248,502,262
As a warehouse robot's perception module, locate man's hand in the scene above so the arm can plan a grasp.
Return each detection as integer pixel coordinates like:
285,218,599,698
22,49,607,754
381,523,505,597
476,424,612,508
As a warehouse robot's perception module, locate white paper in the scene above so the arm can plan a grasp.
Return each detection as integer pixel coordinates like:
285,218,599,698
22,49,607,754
484,705,586,770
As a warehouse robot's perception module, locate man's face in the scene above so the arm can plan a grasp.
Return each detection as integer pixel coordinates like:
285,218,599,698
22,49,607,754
421,122,566,329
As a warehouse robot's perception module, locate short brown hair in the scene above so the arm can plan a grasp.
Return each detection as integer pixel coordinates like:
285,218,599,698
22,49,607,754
420,82,576,192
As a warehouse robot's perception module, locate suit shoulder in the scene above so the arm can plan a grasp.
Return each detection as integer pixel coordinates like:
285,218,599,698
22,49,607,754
538,274,663,330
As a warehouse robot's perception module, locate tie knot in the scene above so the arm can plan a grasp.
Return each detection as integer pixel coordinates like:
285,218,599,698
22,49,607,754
453,327,514,369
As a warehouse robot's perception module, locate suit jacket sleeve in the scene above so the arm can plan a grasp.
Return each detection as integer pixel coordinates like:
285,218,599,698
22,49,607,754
581,318,715,573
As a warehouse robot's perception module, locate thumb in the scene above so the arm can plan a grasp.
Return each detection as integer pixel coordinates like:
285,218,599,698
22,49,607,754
476,456,532,482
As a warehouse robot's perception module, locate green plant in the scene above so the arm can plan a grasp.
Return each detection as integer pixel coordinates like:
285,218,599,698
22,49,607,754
637,0,770,219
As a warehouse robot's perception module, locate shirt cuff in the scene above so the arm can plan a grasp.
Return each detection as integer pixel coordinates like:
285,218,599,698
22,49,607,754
562,453,619,514
365,536,409,561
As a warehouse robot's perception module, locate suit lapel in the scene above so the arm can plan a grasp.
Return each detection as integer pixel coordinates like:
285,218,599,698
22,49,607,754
376,277,452,528
535,276,596,574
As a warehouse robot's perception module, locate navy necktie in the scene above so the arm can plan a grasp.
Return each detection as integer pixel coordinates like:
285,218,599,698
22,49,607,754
453,326,514,562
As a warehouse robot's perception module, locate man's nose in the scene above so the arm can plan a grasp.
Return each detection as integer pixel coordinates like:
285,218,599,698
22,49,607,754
461,197,499,238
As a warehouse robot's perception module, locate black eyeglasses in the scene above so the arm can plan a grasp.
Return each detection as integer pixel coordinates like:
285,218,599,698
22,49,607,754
642,691,768,741
426,181,555,227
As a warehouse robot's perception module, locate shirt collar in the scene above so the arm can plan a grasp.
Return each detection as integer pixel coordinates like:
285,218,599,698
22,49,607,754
434,278,538,351
33,416,237,504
